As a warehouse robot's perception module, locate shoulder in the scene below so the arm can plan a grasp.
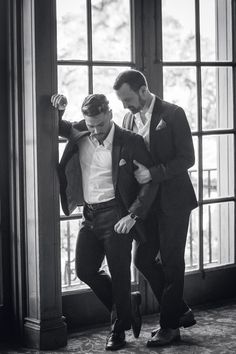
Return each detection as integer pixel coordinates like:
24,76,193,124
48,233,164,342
161,99,183,115
158,99,186,123
71,119,87,131
115,124,143,142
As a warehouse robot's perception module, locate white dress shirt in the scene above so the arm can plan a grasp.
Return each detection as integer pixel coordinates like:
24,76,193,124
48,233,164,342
78,123,115,204
134,94,156,149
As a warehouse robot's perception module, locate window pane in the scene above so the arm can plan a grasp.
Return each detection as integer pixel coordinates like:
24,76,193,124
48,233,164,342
61,219,84,290
162,0,195,61
58,65,88,122
163,67,197,130
202,67,233,130
202,135,234,199
203,202,234,268
200,0,232,61
185,208,199,271
56,0,87,60
92,0,131,61
93,66,130,126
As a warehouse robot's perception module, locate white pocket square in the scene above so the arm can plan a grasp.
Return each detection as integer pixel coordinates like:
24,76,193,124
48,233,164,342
119,158,126,167
155,119,167,131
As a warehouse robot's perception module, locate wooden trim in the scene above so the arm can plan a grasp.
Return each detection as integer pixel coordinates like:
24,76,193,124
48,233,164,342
184,265,236,305
7,0,26,341
232,0,236,265
0,0,12,340
21,0,66,349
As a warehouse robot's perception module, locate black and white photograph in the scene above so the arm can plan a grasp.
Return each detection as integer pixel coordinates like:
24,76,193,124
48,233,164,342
1,0,236,353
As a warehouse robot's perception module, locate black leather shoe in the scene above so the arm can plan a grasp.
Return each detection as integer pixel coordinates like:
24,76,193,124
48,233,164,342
106,331,126,351
179,309,196,328
131,291,142,338
151,309,196,336
147,328,181,347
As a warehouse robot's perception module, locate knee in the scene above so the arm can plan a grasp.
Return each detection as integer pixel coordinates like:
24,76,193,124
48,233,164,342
162,263,185,283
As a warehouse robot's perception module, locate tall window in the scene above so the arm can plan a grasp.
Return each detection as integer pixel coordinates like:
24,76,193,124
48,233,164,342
162,0,234,271
56,0,134,290
57,0,235,291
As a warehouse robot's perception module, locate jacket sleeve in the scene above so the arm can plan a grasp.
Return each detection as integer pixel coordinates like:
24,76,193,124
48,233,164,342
58,111,84,141
127,135,159,220
149,106,195,183
57,110,72,139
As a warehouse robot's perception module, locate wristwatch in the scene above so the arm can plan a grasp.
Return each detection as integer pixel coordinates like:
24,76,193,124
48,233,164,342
130,213,139,221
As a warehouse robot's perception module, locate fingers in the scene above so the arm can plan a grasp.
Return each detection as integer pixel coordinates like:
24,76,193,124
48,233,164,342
51,93,62,106
114,221,127,234
51,93,58,104
51,94,67,110
133,160,142,167
134,170,142,183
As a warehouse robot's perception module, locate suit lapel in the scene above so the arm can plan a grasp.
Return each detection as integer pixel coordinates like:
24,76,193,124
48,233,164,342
112,124,122,190
149,96,163,153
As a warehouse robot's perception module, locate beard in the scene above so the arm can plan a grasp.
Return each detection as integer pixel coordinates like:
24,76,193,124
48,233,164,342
128,95,146,114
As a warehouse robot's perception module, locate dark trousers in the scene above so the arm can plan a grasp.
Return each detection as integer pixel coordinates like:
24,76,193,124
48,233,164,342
75,202,133,333
134,208,191,329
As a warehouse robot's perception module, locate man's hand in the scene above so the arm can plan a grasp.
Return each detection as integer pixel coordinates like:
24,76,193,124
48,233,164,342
51,94,68,111
114,214,136,234
133,160,152,184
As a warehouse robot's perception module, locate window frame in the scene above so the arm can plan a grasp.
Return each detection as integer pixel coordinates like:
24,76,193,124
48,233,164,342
59,0,236,326
57,0,139,292
161,0,236,272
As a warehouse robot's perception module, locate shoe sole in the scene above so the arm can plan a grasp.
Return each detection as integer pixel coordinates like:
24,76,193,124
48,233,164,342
147,335,181,347
181,318,196,328
131,293,142,338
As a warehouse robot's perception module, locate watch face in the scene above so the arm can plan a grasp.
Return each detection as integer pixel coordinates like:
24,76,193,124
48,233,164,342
130,213,137,220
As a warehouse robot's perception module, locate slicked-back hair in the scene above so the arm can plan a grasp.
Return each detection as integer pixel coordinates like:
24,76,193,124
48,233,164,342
81,94,109,117
113,69,148,92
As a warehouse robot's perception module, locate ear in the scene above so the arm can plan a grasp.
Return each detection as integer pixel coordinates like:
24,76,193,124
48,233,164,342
139,85,147,99
108,109,113,120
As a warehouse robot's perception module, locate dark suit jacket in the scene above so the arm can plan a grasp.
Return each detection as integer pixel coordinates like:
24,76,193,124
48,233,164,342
123,96,198,214
58,119,159,242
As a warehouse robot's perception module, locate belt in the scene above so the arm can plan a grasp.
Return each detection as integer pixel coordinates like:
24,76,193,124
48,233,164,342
85,198,117,211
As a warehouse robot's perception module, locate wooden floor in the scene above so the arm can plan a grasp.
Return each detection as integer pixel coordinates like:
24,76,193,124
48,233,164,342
1,299,236,353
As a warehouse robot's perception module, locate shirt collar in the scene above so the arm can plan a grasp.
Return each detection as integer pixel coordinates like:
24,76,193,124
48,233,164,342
89,122,115,149
103,122,115,148
145,94,156,118
135,94,156,122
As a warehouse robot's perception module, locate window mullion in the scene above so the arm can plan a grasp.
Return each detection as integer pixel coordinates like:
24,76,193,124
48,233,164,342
232,0,236,264
195,0,204,274
87,0,93,93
